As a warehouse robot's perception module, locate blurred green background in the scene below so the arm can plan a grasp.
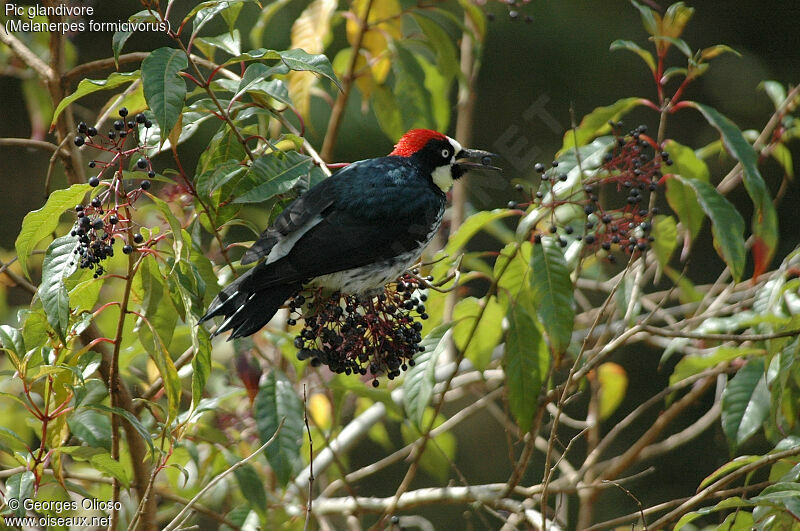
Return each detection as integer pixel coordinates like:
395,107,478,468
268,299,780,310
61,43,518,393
1,0,798,526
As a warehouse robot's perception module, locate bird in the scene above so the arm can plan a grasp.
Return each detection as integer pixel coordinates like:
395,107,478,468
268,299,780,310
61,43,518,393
200,129,500,339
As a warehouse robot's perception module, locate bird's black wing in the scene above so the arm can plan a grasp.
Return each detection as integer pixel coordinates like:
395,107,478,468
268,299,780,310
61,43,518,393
240,157,443,290
240,175,338,265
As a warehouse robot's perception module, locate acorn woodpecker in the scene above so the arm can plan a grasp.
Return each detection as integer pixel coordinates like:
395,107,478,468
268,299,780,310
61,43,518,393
200,129,500,339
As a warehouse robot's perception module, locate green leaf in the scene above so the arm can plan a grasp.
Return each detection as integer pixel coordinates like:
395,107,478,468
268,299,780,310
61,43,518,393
225,48,342,91
142,48,188,143
413,13,459,82
690,102,778,275
0,426,29,453
445,209,518,255
629,0,658,36
495,242,532,301
722,358,770,451
51,72,140,127
403,325,451,429
15,184,91,278
699,455,760,491
21,310,48,357
418,56,451,133
652,36,692,58
85,404,154,454
530,238,574,354
249,0,292,47
504,302,548,432
662,66,688,83
191,0,250,37
195,29,243,58
759,80,787,110
171,260,213,412
223,448,268,516
393,44,435,131
670,346,764,385
0,325,25,372
664,138,710,249
60,446,130,487
234,63,292,105
111,31,133,67
559,97,642,155
661,2,694,40
147,193,185,262
665,178,704,247
190,326,212,412
699,44,740,61
609,39,656,72
254,370,304,486
112,10,163,67
673,497,754,530
372,85,404,141
452,297,505,371
133,265,182,424
39,235,79,342
669,175,746,282
196,123,248,180
136,257,178,354
233,151,315,203
67,409,111,450
651,215,678,269
664,139,710,182
6,471,35,517
69,276,102,314
196,160,246,200
771,143,794,180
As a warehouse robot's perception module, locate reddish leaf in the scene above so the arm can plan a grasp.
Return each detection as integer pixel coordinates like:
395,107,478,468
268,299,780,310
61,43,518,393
751,236,770,282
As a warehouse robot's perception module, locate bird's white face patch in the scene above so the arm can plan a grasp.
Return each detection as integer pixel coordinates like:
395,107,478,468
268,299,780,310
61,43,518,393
431,137,463,192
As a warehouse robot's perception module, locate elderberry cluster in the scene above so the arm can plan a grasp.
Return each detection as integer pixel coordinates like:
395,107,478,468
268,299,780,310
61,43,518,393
516,123,671,263
68,107,156,275
71,202,115,277
289,275,429,387
75,107,156,187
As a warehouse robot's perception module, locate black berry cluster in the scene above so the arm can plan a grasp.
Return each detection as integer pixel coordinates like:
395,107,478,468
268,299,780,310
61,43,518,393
516,123,670,263
289,274,429,387
69,107,156,275
70,203,115,278
75,107,156,189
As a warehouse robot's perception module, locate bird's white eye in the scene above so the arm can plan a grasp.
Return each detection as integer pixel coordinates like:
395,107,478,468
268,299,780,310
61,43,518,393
441,148,451,159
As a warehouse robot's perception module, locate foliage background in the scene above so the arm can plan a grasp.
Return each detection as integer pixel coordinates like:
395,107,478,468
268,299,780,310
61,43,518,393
0,0,799,529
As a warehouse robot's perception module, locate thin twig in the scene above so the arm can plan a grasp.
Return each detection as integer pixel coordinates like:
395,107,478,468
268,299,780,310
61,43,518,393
44,134,74,198
642,324,800,342
303,386,314,531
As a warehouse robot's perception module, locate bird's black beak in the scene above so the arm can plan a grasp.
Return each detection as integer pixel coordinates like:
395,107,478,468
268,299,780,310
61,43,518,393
455,149,502,173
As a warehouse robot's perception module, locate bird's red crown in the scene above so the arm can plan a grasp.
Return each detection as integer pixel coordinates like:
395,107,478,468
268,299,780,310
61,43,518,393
389,129,447,157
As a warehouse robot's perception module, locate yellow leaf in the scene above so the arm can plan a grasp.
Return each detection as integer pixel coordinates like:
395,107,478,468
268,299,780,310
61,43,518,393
659,2,694,40
346,0,401,84
597,362,628,420
333,47,374,98
309,393,332,430
288,0,337,118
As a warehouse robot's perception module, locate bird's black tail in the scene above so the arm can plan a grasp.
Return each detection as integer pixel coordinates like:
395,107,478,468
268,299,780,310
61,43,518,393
200,275,301,340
